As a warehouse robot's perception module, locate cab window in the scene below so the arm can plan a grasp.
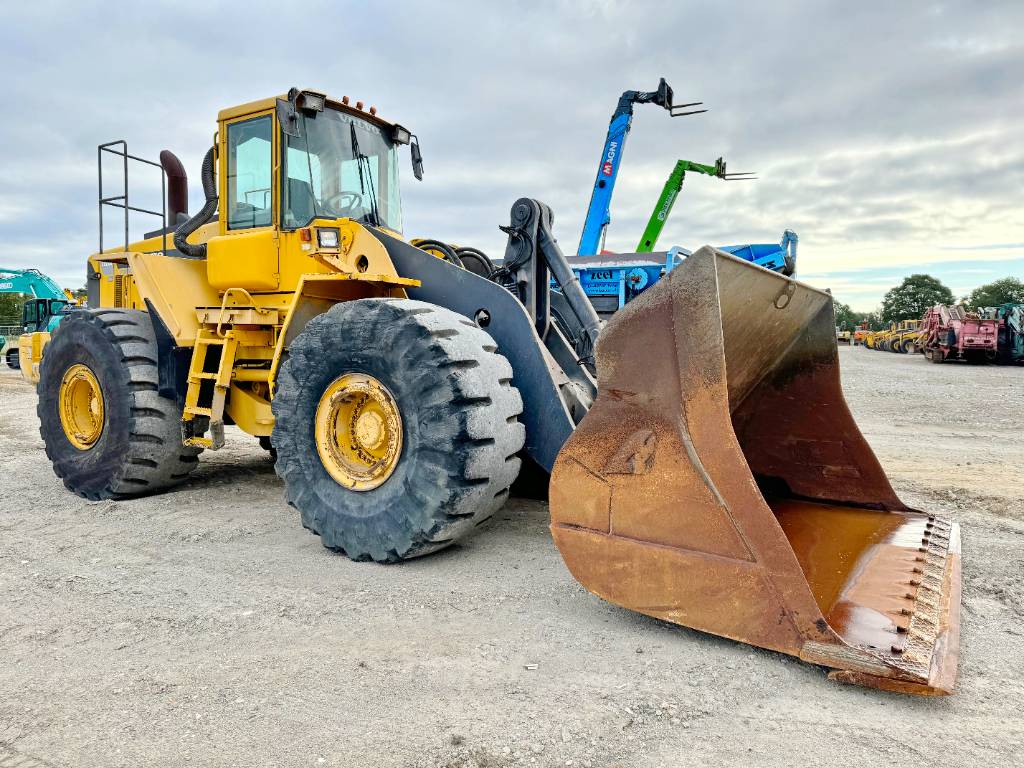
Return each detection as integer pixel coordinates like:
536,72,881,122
226,115,273,230
284,146,322,228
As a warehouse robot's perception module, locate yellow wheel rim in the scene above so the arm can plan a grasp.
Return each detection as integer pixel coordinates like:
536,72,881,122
59,363,104,450
315,373,403,491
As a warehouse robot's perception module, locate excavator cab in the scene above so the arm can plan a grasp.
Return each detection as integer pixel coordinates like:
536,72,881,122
22,297,70,334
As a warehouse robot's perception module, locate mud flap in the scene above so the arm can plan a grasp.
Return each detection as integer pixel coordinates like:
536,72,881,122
550,247,961,695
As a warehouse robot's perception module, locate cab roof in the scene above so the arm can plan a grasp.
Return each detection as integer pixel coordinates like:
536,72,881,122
217,91,396,131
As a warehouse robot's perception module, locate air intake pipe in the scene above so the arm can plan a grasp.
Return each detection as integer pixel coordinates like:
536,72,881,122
173,147,217,259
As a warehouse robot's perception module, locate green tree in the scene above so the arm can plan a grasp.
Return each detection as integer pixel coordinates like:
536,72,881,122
0,293,28,325
862,309,885,331
881,274,954,322
965,277,1024,309
833,301,857,330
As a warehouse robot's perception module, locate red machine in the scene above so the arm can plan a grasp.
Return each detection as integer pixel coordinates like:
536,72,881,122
920,305,998,364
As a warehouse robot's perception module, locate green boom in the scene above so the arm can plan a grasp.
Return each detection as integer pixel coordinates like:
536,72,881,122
636,158,730,253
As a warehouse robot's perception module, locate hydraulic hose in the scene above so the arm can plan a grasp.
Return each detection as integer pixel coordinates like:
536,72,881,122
414,239,461,266
455,247,495,278
173,147,218,259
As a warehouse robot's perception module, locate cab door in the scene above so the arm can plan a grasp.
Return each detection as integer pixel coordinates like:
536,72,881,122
22,299,39,333
207,111,280,292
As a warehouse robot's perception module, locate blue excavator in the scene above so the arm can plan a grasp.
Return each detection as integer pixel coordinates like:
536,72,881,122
0,268,76,368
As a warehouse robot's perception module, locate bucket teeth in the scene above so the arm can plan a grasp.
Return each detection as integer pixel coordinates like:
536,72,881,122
891,521,959,676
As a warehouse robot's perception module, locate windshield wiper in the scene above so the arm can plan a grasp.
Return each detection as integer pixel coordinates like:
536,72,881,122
350,122,381,227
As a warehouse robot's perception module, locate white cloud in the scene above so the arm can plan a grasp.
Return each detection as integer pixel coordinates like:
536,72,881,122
0,0,1020,304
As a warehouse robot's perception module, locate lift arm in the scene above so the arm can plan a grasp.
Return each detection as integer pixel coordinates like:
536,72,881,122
0,268,67,299
577,78,704,256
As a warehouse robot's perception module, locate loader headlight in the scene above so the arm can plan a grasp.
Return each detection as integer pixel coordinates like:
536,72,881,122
317,228,340,249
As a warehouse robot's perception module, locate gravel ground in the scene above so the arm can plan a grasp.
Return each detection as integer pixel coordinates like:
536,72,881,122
0,346,1022,768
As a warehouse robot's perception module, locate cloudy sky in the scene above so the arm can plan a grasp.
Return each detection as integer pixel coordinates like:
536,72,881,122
1,0,1020,310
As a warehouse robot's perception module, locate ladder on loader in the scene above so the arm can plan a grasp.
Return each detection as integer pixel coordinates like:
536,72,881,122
182,291,279,449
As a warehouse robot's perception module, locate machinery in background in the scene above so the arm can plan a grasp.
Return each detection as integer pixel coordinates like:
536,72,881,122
569,79,794,316
565,230,798,318
717,230,798,275
559,251,676,319
636,157,755,253
0,268,77,369
852,322,870,345
867,319,921,354
891,320,922,353
918,305,998,363
836,327,852,345
25,88,960,696
578,77,705,257
979,304,1024,364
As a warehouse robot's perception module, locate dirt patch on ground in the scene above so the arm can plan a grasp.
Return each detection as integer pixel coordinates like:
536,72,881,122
1,347,1022,767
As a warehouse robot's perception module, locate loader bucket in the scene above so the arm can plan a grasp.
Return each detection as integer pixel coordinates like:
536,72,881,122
550,247,961,695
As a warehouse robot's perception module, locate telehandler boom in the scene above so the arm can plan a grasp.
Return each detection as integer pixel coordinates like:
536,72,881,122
31,88,961,695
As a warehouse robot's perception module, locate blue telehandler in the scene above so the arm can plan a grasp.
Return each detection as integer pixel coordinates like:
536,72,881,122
577,78,705,257
570,78,798,314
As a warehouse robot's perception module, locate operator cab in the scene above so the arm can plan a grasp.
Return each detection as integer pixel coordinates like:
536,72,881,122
22,298,70,334
221,89,421,237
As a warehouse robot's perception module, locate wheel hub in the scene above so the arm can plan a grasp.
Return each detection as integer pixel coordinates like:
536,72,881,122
354,411,386,451
59,363,104,450
315,373,402,491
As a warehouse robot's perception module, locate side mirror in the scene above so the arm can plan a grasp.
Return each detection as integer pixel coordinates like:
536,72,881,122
277,97,302,139
410,136,424,181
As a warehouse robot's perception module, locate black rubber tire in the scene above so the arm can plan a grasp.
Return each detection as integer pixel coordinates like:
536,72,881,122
271,298,525,562
259,435,277,461
455,247,495,278
6,347,20,369
37,309,202,500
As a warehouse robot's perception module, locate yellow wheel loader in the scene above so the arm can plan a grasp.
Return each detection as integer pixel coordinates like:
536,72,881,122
30,88,960,695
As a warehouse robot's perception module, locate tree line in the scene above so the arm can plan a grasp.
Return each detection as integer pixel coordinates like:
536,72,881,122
834,276,1024,331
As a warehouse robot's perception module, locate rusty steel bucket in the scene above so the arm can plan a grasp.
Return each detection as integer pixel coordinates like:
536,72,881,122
549,247,961,695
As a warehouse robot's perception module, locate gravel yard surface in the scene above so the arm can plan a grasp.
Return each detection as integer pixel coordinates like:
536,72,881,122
1,346,1021,767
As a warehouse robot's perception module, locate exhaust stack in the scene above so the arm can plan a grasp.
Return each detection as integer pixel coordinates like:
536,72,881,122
159,150,188,225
